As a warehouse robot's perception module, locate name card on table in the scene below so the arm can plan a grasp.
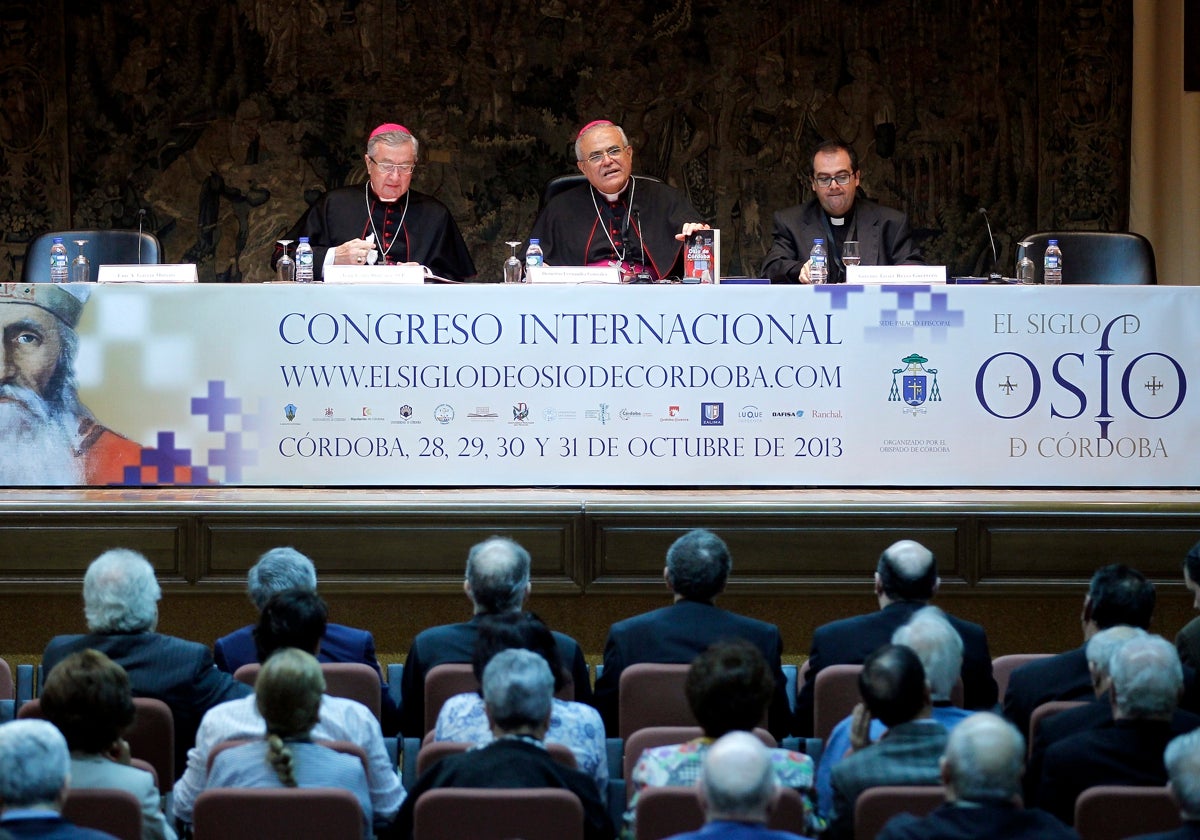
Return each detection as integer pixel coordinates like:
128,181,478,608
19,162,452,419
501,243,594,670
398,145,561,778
323,264,426,284
98,264,198,283
526,266,621,284
847,265,947,285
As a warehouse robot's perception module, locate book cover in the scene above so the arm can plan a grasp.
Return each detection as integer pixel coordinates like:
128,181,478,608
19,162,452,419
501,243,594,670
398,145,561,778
684,229,719,283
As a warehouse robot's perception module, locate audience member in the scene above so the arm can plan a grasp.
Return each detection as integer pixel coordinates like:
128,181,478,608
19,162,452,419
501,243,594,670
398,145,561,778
663,731,808,840
39,649,175,840
172,590,403,829
212,546,398,734
796,539,996,737
1177,540,1200,670
527,119,708,281
1035,634,1198,824
826,644,949,840
816,606,971,818
205,648,373,840
877,712,1075,840
393,649,612,840
433,612,607,795
1004,563,1156,738
271,123,476,281
761,139,923,284
594,529,792,739
625,640,819,839
399,536,590,737
0,719,116,839
1126,729,1200,840
41,549,251,776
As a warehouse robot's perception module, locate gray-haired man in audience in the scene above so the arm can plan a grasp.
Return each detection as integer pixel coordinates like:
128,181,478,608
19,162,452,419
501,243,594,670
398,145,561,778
1126,728,1200,840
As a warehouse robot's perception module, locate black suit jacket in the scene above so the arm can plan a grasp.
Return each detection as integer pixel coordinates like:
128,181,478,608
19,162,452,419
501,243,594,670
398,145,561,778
878,802,1077,840
761,197,923,284
592,599,792,739
398,616,591,738
795,601,997,737
1002,646,1094,740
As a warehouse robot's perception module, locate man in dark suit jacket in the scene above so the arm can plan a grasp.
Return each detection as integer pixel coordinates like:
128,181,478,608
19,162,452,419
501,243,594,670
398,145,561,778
1175,540,1200,670
392,648,611,840
1127,729,1200,840
398,536,591,737
211,546,399,734
41,549,251,777
592,528,793,739
1036,635,1200,825
761,140,922,284
0,719,124,840
795,539,996,737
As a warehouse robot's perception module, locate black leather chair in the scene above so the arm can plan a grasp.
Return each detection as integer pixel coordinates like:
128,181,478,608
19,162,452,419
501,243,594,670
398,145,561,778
538,173,663,213
22,230,162,283
1017,231,1157,285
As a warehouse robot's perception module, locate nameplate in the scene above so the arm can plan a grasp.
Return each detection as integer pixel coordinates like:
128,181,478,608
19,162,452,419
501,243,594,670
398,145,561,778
323,264,426,284
527,266,621,284
846,265,947,285
98,264,198,283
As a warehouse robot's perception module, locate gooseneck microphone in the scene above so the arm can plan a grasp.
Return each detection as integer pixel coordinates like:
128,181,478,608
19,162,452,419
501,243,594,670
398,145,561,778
978,207,1001,281
137,208,147,264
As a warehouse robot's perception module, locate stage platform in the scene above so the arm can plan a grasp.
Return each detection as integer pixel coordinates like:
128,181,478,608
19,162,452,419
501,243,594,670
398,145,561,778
2,487,1198,667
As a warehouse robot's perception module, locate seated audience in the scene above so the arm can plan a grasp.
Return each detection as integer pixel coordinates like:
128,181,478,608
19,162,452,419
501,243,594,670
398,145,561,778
625,640,818,838
0,718,116,839
1035,634,1199,824
665,730,808,840
399,536,591,737
433,612,607,795
206,648,372,840
212,546,398,734
1127,729,1200,840
817,605,971,819
594,529,792,739
877,712,1075,839
39,649,176,840
172,590,403,830
41,549,251,776
827,644,949,840
394,649,611,840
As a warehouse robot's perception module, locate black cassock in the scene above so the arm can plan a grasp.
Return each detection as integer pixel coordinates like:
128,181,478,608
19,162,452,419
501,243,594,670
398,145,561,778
273,184,478,282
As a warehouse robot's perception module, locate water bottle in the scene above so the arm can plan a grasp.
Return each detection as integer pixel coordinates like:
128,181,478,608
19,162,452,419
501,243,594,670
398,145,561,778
1044,239,1063,285
295,237,314,283
525,238,544,277
809,238,828,285
49,237,69,283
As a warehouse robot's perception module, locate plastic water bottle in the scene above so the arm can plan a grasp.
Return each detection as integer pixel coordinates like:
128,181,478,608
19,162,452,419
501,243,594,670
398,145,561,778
525,238,544,275
810,238,828,285
1044,239,1063,285
49,237,69,283
295,237,314,283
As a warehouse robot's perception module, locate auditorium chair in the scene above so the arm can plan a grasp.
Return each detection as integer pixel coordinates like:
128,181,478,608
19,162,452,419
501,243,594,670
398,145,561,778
0,657,12,700
990,653,1053,702
1027,699,1089,759
62,787,143,840
192,786,363,840
634,785,808,840
622,725,776,802
618,663,697,741
813,664,964,742
413,787,584,840
22,229,162,283
1073,785,1180,840
415,738,577,776
1017,232,1157,285
422,661,577,735
207,737,369,775
234,661,382,724
853,785,945,840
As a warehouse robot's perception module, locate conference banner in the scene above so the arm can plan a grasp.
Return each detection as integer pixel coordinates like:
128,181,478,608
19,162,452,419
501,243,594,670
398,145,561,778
1,282,1193,487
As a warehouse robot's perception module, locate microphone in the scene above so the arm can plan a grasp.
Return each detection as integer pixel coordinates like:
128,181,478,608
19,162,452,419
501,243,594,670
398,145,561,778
137,209,147,264
978,207,1001,282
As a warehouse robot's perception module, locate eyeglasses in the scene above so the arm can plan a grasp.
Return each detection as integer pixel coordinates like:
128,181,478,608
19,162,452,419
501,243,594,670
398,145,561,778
368,156,417,175
814,172,854,188
582,145,628,165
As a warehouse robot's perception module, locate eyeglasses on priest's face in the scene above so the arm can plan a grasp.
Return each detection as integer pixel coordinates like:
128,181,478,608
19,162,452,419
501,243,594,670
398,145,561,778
368,156,417,175
813,172,854,188
582,145,629,165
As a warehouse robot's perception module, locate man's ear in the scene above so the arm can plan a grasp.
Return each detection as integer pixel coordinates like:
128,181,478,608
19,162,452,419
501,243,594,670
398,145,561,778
932,576,941,597
663,566,672,591
873,573,884,597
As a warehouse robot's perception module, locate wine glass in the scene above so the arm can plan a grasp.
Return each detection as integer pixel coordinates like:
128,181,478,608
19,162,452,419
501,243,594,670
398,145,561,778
842,240,860,267
1015,240,1036,284
276,239,296,282
503,240,524,283
70,239,90,283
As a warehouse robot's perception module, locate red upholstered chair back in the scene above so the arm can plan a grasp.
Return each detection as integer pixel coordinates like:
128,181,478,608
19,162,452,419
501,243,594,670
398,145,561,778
192,786,363,840
413,786,584,840
853,785,946,840
423,663,480,735
618,663,697,741
813,664,864,743
1027,700,1089,758
1074,785,1180,840
991,653,1054,702
63,787,143,840
622,726,777,801
0,657,12,700
234,661,382,723
634,785,808,840
416,738,577,777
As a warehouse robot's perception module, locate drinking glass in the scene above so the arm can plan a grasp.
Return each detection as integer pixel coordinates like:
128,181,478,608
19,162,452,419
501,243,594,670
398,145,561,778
276,240,296,282
842,240,861,267
70,239,90,283
1016,240,1036,284
504,241,524,283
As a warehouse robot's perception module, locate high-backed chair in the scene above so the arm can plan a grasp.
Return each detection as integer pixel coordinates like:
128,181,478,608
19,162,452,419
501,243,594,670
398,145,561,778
192,786,363,840
414,786,585,840
19,696,175,793
853,785,946,840
634,785,808,840
62,787,143,840
618,663,696,741
234,662,382,724
0,657,12,700
1017,232,1157,285
1074,785,1180,840
1027,699,1090,758
416,739,577,777
622,725,776,802
991,653,1053,702
22,229,162,283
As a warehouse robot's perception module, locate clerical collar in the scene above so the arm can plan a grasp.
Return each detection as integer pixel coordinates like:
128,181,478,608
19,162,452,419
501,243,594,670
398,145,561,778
830,215,846,225
599,180,632,203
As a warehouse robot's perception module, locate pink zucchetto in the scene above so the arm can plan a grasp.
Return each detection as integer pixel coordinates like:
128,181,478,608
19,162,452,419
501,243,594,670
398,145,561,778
369,123,411,139
576,119,614,139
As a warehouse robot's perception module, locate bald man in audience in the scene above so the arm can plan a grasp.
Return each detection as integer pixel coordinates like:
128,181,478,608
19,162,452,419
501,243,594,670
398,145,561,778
1126,729,1200,840
796,539,996,737
877,712,1075,840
